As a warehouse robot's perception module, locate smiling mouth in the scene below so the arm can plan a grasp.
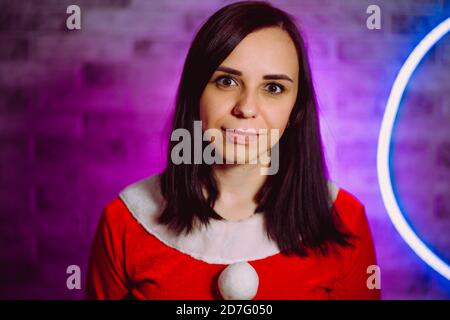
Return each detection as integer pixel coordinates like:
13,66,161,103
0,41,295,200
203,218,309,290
221,127,264,145
221,127,259,136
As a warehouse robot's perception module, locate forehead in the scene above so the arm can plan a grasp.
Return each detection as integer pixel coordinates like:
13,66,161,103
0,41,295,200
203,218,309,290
219,27,299,80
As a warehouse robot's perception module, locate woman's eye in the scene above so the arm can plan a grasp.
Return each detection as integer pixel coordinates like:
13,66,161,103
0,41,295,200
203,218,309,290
265,83,284,95
216,76,238,87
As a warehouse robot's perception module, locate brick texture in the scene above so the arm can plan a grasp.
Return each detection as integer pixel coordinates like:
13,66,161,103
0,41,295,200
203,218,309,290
0,0,448,299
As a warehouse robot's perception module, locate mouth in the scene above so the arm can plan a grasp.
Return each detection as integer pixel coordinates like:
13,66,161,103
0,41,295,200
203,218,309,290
221,127,262,145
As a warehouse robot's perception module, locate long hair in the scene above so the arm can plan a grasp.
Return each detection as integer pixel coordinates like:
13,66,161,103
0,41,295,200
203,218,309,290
158,0,353,257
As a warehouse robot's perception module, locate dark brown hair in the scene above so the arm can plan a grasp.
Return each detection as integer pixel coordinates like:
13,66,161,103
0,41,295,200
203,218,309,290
158,1,353,257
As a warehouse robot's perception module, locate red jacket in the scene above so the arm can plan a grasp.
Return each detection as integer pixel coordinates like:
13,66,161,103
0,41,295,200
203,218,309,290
86,175,381,300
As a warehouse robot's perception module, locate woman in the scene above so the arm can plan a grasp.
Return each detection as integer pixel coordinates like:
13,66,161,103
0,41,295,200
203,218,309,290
86,1,381,300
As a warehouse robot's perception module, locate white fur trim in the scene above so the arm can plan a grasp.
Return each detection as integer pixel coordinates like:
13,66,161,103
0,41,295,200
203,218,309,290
119,174,340,265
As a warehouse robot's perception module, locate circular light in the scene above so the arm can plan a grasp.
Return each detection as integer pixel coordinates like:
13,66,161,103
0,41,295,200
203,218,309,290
377,17,450,280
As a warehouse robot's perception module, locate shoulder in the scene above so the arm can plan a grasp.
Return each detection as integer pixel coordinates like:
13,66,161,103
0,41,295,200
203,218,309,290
334,187,365,213
100,173,165,231
117,172,165,223
330,185,369,234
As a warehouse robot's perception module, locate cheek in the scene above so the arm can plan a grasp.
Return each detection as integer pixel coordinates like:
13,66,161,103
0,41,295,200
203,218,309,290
262,103,293,131
199,91,209,121
199,90,233,128
199,93,215,129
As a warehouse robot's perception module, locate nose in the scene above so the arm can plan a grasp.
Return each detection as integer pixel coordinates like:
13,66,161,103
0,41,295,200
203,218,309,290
231,90,259,119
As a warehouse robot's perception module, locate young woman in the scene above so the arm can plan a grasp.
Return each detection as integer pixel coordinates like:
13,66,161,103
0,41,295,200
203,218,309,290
86,1,381,300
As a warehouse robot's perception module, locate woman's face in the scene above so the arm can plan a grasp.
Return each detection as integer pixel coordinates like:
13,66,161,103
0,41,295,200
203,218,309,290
199,26,299,165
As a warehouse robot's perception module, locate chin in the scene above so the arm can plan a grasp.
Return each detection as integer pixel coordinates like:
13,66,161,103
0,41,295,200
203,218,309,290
218,142,261,165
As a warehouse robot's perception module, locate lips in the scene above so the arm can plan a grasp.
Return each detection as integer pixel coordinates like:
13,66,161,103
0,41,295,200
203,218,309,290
221,127,263,145
222,128,258,135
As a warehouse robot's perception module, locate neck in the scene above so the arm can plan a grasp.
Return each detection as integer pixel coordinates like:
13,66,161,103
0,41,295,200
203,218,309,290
211,163,267,203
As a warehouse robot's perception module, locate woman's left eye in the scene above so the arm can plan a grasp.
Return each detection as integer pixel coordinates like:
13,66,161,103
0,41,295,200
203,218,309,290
265,83,284,94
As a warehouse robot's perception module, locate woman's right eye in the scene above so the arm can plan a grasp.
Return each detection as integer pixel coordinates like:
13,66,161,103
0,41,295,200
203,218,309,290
215,76,238,87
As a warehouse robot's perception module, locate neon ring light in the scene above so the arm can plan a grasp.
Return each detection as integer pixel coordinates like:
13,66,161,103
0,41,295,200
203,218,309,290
377,17,450,280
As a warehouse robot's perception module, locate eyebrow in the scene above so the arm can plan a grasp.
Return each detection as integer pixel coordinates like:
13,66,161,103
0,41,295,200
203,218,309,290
216,66,294,83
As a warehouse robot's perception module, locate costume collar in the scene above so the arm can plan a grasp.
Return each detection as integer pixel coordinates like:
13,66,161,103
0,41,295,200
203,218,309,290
119,174,340,265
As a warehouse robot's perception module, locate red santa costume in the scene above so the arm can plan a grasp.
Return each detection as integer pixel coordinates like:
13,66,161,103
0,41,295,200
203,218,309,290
86,174,381,300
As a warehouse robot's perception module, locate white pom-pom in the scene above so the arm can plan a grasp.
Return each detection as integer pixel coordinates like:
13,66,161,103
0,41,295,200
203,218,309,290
218,261,259,300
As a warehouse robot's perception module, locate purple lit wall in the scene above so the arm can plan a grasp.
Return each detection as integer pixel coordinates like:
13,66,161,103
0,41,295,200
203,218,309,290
0,0,448,299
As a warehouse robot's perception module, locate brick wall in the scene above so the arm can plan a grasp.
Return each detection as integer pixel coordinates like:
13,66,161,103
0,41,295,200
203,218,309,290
0,0,448,299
